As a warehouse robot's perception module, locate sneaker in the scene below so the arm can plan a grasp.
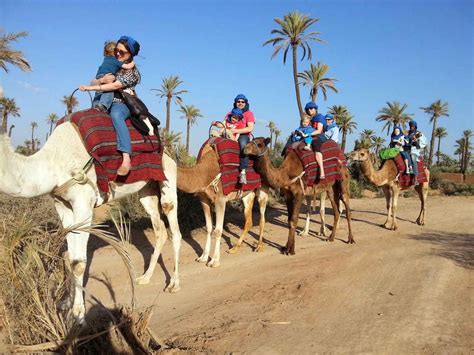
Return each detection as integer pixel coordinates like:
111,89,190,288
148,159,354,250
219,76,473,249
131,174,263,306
239,171,247,185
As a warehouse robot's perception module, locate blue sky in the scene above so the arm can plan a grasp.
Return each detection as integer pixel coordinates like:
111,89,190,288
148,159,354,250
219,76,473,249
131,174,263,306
1,0,473,156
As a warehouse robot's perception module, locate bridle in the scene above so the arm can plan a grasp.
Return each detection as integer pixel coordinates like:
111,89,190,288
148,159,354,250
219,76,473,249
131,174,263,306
249,140,268,157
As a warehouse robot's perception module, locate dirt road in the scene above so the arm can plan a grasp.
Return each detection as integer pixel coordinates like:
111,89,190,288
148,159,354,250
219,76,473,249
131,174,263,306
86,195,473,352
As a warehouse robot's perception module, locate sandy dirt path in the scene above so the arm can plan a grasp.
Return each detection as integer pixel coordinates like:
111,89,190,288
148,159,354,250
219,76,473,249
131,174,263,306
69,196,473,352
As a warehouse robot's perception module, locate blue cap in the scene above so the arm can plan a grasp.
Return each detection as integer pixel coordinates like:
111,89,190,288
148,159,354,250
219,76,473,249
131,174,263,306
229,108,244,119
119,35,140,56
234,94,248,102
325,113,334,120
304,102,318,111
409,120,417,129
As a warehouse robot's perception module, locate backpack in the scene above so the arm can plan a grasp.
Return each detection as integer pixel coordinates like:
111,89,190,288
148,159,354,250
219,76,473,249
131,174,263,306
120,90,161,136
379,147,400,160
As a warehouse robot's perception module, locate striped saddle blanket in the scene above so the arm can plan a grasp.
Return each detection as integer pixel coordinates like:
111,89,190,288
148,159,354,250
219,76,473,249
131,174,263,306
287,140,345,186
58,108,165,193
393,154,428,188
198,137,261,195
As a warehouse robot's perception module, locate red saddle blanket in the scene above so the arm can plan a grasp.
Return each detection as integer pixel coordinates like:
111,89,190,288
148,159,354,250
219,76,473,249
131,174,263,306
197,137,261,195
393,154,428,188
57,109,165,193
287,140,345,187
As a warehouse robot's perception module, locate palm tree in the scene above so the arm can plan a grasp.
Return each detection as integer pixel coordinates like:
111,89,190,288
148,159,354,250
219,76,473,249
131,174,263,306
30,121,38,152
46,113,59,137
461,130,473,174
420,99,449,168
0,30,31,73
371,136,385,156
178,104,202,154
454,140,464,167
151,75,187,132
263,11,323,117
159,127,182,153
0,96,20,132
274,128,281,147
61,95,79,115
266,121,276,149
8,124,14,137
434,127,448,165
376,101,412,135
328,105,356,153
359,129,376,149
297,62,338,103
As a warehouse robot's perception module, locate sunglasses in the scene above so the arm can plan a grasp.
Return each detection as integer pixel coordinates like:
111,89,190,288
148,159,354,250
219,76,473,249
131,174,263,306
236,100,246,104
114,48,129,56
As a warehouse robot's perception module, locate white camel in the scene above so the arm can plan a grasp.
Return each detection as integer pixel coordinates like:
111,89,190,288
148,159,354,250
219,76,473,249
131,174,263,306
0,122,182,322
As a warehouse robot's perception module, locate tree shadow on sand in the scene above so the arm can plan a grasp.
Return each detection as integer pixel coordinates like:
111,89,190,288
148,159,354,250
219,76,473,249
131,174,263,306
409,231,474,269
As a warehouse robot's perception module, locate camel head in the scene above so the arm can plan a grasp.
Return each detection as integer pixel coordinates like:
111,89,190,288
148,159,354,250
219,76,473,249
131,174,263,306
349,148,371,162
243,137,271,157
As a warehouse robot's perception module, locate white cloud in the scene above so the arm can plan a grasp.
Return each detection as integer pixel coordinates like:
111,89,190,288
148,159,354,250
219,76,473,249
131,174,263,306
16,80,48,94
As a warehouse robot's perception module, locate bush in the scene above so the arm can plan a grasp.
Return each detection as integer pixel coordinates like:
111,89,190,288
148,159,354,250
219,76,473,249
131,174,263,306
439,182,474,196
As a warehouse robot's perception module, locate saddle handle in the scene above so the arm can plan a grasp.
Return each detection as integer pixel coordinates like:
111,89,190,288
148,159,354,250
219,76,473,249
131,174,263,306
69,88,94,111
209,121,228,139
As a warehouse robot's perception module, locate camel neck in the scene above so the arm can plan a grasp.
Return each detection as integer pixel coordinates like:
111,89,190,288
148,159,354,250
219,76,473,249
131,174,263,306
177,150,220,193
254,152,298,188
360,158,395,186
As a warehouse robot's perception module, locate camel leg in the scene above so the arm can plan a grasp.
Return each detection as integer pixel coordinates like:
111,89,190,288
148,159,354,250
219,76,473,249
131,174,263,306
298,195,312,237
415,182,428,226
390,186,400,230
325,188,340,242
382,186,393,229
135,191,168,285
56,186,95,323
339,186,355,244
196,199,213,263
284,191,303,255
228,192,255,253
319,190,330,236
254,188,269,252
207,197,226,267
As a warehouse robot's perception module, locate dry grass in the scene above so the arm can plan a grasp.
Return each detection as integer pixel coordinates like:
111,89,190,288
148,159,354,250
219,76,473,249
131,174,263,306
0,193,164,352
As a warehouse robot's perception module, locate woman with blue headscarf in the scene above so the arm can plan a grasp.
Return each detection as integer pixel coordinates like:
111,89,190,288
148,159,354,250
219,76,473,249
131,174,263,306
390,125,411,174
80,35,141,176
407,120,427,184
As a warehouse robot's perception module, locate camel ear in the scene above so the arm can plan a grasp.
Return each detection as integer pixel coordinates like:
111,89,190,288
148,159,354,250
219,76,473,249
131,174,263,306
264,137,271,146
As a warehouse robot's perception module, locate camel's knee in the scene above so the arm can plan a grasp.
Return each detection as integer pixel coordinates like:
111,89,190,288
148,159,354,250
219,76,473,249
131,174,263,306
71,260,86,277
161,202,175,215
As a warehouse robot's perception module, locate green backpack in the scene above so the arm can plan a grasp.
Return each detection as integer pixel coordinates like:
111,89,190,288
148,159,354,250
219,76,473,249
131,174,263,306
379,147,400,160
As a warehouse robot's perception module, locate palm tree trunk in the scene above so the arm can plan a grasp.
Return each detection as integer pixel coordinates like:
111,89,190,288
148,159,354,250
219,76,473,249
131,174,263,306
1,112,7,133
311,89,317,104
292,45,304,118
49,122,53,136
31,127,35,152
8,125,14,138
341,130,347,153
428,116,437,167
269,132,273,150
436,137,441,165
165,97,171,132
186,118,191,154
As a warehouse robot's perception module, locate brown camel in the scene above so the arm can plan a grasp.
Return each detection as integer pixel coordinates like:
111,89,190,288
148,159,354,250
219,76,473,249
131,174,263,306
177,144,269,267
243,137,354,255
349,148,429,230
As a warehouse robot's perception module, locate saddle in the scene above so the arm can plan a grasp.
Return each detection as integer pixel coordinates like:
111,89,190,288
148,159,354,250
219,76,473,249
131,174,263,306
57,108,166,193
198,137,261,195
393,154,428,188
286,140,345,187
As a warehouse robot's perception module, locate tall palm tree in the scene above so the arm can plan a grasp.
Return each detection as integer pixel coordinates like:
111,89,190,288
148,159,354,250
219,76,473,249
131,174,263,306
434,127,448,165
376,101,412,136
454,140,464,167
420,99,449,168
0,96,20,132
266,121,276,149
328,105,356,153
178,104,202,154
61,95,79,115
371,136,386,156
274,128,281,147
297,62,338,102
359,129,376,149
151,75,187,132
461,130,473,174
263,11,323,117
46,113,59,136
30,121,38,152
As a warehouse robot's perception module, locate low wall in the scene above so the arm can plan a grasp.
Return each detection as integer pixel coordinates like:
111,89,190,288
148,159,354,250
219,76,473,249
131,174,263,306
464,174,474,184
439,172,474,184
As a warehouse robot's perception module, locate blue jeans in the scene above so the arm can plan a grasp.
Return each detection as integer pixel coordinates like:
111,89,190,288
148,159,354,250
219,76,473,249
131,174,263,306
238,134,250,170
110,102,132,154
93,92,114,111
410,153,418,176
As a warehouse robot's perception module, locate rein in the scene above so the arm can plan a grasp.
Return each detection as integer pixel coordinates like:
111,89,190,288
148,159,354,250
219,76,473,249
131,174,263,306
250,140,268,157
52,157,95,196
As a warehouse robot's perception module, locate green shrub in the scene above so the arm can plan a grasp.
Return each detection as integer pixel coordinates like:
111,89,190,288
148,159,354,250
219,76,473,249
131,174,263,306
439,182,474,196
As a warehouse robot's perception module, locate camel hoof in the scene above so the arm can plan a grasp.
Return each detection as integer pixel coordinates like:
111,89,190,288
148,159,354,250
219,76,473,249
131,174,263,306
196,255,209,263
136,275,151,285
254,243,264,252
206,259,220,268
347,237,356,244
298,230,309,237
165,284,181,293
391,225,398,231
227,245,240,254
325,237,335,242
281,247,295,256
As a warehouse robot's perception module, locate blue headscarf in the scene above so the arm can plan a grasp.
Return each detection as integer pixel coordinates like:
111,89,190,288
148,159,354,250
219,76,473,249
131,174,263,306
409,120,418,130
325,114,337,130
304,101,318,113
227,108,243,120
391,125,403,140
119,35,140,56
233,94,250,112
